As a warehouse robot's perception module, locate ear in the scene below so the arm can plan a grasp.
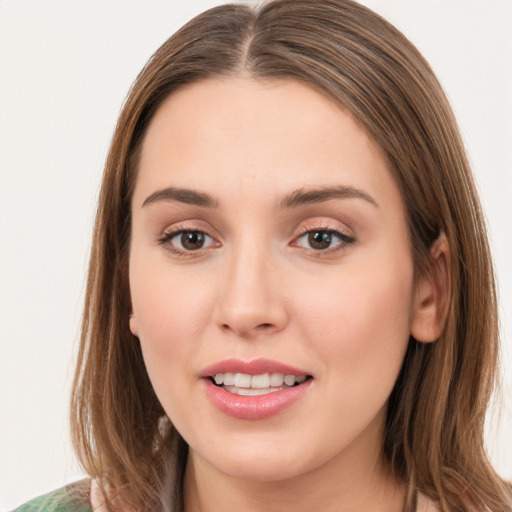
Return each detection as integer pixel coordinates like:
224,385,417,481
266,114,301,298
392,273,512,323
410,233,451,343
129,312,139,337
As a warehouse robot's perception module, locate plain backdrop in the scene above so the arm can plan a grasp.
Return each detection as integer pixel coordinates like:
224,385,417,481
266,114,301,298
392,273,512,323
0,0,511,509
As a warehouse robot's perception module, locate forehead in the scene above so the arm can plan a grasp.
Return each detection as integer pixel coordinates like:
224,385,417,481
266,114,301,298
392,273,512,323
134,77,400,211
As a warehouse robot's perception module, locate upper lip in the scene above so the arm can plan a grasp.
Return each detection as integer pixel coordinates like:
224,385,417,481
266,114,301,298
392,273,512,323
200,358,311,378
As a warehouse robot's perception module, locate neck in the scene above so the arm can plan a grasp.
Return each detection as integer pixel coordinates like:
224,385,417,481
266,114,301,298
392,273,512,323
182,418,406,512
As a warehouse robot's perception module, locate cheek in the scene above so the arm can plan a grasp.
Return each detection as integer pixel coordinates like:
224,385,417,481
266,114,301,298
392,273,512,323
128,255,215,394
290,260,414,447
130,252,212,340
296,257,414,386
129,263,212,430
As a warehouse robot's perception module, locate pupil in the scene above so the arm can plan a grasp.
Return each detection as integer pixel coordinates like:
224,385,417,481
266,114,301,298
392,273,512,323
181,231,204,250
309,231,331,250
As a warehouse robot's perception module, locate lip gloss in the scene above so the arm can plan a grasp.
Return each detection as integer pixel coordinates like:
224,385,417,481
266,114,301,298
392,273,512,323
200,358,312,420
202,378,311,420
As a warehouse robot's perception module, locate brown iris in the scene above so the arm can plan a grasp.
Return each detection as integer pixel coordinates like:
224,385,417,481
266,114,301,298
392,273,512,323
308,231,333,250
181,231,206,250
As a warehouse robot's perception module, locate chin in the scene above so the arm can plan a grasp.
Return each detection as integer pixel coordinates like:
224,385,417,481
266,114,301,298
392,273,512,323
209,452,312,483
189,429,332,484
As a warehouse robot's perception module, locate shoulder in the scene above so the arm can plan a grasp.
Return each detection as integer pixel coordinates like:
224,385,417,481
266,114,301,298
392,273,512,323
12,479,92,512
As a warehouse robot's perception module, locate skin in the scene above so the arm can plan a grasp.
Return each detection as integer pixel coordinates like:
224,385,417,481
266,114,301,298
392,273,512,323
128,78,445,512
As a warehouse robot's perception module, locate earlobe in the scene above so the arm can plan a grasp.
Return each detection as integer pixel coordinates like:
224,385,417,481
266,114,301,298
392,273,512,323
410,233,451,343
129,313,139,337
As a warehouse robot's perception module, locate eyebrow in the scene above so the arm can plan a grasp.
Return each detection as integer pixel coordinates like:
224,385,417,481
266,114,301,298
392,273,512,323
142,187,218,208
279,186,378,209
141,184,378,210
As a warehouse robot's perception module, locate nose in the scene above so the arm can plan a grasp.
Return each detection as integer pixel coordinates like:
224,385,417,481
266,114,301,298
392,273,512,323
213,245,288,338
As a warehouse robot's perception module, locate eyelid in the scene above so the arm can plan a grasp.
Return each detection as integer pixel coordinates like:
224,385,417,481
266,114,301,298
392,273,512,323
158,219,221,240
293,218,354,238
157,221,221,256
290,218,356,253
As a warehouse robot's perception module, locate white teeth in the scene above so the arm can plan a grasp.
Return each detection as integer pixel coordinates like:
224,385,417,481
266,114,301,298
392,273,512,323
234,373,251,388
223,373,235,386
226,386,279,396
270,373,284,387
212,372,308,390
251,374,271,388
284,375,296,386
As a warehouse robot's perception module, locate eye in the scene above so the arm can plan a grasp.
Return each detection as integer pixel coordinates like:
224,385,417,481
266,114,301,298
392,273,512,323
159,229,218,253
294,229,355,252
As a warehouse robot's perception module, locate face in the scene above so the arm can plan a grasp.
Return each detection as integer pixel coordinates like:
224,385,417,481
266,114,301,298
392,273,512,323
129,78,419,483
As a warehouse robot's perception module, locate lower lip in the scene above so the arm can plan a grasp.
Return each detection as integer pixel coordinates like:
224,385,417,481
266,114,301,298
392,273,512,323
202,378,312,420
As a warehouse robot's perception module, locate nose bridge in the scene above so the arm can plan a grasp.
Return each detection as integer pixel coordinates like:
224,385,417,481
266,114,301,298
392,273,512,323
214,236,286,337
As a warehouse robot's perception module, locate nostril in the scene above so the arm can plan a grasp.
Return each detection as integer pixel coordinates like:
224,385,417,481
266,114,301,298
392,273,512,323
221,322,274,332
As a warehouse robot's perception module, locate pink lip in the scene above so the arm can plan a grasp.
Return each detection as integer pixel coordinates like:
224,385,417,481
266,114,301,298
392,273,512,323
200,358,313,420
200,358,310,378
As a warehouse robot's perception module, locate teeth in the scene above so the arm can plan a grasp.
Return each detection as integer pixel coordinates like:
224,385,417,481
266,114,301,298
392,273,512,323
284,375,295,386
251,374,270,388
270,373,284,387
223,373,235,385
212,372,308,389
234,373,251,388
227,387,279,396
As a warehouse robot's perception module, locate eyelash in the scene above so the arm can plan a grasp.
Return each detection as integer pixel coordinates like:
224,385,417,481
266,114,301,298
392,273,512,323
157,223,356,257
291,225,356,254
157,228,218,257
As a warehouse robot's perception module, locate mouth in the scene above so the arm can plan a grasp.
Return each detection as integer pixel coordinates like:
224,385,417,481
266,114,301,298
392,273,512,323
200,359,314,419
209,372,312,396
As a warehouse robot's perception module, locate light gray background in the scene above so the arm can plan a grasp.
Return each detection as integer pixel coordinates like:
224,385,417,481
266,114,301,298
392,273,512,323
1,1,511,509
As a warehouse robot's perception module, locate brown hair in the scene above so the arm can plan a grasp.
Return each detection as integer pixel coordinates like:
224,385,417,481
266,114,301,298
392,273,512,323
70,1,511,510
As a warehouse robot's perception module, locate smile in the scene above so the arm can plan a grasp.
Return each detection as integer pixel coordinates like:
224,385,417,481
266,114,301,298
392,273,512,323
211,373,309,396
200,359,313,420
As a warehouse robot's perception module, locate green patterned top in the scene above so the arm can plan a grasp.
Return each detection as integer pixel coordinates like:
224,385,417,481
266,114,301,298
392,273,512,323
12,480,92,512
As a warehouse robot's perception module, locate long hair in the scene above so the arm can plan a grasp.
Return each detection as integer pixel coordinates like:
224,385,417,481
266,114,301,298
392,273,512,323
70,1,511,510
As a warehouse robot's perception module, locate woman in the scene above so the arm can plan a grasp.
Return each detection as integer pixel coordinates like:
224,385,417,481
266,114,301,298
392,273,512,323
14,0,511,511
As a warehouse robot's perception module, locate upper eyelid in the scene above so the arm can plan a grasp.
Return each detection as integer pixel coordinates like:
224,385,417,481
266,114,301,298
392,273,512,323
157,217,353,241
292,218,353,236
160,228,217,245
294,224,341,235
160,220,221,238
162,226,209,236
291,217,357,248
